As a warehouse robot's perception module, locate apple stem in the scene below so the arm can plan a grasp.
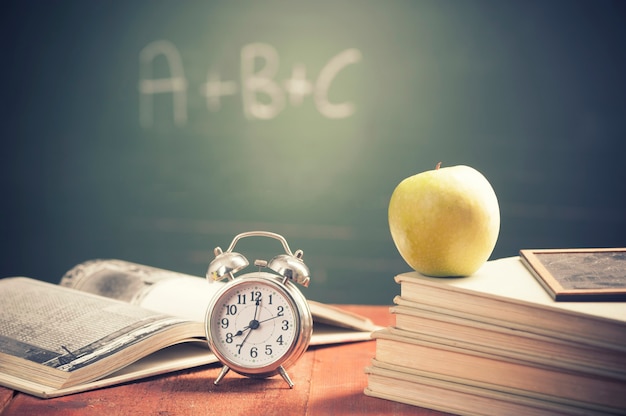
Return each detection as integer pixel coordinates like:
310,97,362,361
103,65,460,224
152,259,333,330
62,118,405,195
436,162,442,170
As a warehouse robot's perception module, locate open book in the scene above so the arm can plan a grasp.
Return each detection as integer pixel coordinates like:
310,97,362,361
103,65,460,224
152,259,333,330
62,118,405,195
0,259,379,398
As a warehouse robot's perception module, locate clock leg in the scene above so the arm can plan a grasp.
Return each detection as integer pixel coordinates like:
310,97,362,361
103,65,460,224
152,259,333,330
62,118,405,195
214,365,230,385
278,365,294,389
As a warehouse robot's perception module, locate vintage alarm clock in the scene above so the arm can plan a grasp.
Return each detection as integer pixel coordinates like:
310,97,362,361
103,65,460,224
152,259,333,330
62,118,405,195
204,231,312,388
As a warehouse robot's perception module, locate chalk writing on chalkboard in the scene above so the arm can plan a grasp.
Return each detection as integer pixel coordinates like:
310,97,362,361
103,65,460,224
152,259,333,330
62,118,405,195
138,40,362,127
520,248,626,301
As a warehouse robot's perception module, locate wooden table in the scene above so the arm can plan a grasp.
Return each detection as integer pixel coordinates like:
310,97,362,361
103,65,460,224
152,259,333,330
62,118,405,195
0,306,451,415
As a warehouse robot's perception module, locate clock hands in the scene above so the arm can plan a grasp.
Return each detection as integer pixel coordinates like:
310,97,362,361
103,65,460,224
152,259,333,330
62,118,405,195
236,314,282,336
248,297,260,323
234,299,261,336
234,299,261,354
234,315,283,336
257,314,282,324
237,325,253,354
233,299,282,339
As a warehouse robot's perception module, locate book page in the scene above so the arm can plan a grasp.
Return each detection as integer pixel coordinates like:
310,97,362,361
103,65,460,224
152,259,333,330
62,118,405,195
60,259,224,319
137,276,382,333
396,256,626,322
59,259,203,304
60,259,379,332
138,276,223,321
0,278,190,372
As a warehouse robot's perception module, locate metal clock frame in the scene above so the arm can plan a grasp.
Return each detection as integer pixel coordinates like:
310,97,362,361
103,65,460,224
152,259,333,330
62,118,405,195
204,231,313,388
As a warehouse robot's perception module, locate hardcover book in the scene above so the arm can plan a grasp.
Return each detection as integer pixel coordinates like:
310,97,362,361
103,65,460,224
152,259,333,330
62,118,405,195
366,255,626,414
395,256,626,350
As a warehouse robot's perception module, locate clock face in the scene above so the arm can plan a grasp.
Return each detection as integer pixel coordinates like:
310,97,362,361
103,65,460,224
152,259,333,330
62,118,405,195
207,278,300,371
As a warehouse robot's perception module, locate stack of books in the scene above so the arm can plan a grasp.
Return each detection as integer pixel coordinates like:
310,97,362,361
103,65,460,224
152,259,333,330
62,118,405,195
365,256,626,416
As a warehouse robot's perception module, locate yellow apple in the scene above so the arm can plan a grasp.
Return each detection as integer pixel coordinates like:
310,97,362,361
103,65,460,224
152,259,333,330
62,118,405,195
388,163,500,277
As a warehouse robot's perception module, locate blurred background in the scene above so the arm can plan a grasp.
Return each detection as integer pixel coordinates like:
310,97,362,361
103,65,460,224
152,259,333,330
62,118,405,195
2,0,625,304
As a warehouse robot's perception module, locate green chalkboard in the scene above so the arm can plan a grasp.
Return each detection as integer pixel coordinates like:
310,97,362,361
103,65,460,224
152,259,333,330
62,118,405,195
2,0,626,304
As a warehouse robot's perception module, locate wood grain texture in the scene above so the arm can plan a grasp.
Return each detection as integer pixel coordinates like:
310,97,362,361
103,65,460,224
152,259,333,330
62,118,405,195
0,388,13,414
0,306,452,416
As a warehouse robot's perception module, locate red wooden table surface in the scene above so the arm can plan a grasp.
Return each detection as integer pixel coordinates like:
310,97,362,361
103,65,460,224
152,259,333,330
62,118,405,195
0,305,452,416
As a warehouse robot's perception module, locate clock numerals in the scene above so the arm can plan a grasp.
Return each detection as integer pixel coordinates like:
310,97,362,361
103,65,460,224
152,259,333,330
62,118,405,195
225,304,237,315
235,343,278,358
236,290,263,305
209,280,302,377
217,308,294,357
205,232,312,388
